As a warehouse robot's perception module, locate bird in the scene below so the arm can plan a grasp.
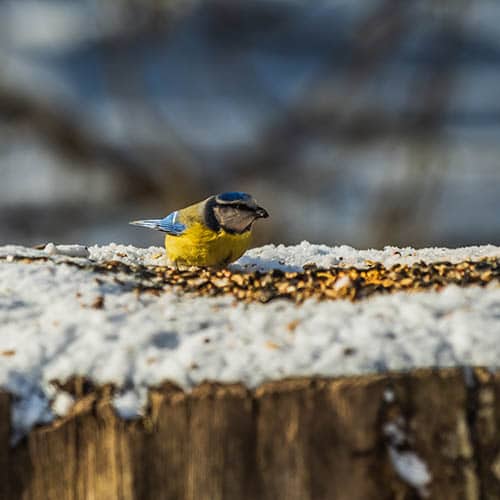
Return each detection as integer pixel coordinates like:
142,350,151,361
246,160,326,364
130,192,269,267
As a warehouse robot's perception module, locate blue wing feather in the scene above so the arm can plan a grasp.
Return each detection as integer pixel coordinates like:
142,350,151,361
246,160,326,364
130,211,186,235
158,211,186,235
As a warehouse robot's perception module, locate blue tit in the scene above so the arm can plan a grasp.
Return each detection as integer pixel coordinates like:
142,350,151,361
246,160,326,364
130,192,269,267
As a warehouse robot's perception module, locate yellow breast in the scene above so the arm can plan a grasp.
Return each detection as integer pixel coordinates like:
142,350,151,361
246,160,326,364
165,222,252,267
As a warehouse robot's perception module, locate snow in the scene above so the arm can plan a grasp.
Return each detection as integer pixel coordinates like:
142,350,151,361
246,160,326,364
51,391,75,417
0,243,500,439
385,420,431,497
113,389,146,420
238,242,500,272
1,241,500,271
383,388,395,403
44,242,90,258
388,447,431,497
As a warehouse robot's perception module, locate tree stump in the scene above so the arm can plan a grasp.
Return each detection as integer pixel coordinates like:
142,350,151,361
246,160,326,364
2,369,500,499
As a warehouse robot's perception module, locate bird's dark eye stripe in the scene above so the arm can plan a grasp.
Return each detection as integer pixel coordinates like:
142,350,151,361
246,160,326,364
219,203,251,211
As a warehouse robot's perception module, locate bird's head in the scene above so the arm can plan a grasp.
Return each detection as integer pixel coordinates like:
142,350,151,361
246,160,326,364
206,192,269,234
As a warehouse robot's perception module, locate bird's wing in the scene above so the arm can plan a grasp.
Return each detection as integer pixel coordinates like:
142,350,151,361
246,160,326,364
158,211,186,235
129,211,186,235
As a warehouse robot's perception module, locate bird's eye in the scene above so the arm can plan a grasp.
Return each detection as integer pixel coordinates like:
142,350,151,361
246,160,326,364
216,201,253,212
239,203,256,210
222,203,246,210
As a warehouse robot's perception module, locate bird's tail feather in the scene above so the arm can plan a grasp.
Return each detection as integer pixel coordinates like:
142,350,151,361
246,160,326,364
129,219,163,230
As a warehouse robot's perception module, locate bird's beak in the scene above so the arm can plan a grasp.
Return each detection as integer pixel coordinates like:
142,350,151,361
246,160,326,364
255,206,269,218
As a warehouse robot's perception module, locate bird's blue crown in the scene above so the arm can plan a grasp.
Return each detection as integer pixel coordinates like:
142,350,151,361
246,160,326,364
216,191,251,202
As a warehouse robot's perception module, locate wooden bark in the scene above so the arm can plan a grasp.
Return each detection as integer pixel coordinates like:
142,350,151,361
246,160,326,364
2,369,500,499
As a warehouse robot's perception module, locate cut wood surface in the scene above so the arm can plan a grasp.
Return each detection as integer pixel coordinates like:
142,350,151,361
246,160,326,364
2,369,500,499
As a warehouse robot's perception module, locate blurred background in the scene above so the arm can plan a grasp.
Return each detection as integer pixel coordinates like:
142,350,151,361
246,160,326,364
1,0,499,249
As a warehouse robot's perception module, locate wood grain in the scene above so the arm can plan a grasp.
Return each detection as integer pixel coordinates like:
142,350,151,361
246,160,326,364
1,369,497,499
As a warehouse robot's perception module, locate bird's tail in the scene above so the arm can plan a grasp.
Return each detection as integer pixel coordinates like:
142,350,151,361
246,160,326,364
129,219,163,230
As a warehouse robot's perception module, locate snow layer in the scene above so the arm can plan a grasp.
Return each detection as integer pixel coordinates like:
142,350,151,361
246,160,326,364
238,242,500,271
1,243,500,438
1,241,500,271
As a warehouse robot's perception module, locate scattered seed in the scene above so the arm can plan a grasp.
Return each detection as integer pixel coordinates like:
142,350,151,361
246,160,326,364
4,252,500,304
90,296,105,309
287,319,301,332
265,341,280,350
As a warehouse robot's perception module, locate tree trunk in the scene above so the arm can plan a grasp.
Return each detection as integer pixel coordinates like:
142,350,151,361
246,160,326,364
3,369,500,499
